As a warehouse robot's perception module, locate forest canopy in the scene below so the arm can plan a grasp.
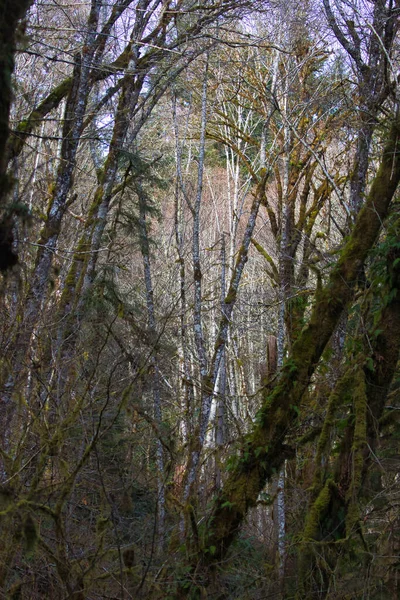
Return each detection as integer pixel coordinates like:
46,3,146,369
0,1,399,599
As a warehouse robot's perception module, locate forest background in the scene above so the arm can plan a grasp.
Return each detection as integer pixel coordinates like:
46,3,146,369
0,1,399,599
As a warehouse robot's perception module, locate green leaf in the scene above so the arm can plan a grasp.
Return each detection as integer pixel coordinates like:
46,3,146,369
365,357,374,372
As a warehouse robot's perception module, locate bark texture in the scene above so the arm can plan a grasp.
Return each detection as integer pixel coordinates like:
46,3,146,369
0,0,33,271
198,113,400,564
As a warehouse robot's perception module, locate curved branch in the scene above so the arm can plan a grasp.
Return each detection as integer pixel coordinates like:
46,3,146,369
199,112,400,563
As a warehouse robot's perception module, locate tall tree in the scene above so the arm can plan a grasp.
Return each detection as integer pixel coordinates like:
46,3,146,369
0,0,33,271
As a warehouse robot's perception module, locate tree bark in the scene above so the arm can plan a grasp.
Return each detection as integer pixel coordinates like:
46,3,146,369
183,171,270,502
138,180,166,545
0,0,33,271
197,111,400,565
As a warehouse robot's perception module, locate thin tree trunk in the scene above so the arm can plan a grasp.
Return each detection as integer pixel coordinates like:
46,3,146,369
275,98,291,588
192,56,209,383
215,234,227,489
172,92,193,443
183,171,270,501
137,181,165,545
197,112,400,566
24,0,100,329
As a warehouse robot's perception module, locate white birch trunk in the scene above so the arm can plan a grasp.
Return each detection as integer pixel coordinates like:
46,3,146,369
183,172,269,501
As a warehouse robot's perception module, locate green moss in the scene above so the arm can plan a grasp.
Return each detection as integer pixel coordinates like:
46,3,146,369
251,238,278,278
44,77,73,107
303,479,334,541
64,260,78,288
8,77,73,160
314,369,354,484
86,185,104,222
345,366,367,536
16,118,29,133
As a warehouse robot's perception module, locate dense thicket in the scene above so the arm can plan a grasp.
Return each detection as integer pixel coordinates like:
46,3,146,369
0,1,399,599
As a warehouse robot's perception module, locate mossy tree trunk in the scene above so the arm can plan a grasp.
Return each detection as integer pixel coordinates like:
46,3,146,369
297,219,400,598
0,0,32,193
192,112,400,570
19,0,101,356
0,0,33,271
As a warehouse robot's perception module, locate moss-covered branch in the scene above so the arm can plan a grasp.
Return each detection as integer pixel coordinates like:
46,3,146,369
364,231,400,451
296,215,400,598
197,113,400,564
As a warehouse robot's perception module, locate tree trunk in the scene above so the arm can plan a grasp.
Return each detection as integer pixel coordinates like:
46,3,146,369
0,0,33,271
138,180,165,546
196,112,400,566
